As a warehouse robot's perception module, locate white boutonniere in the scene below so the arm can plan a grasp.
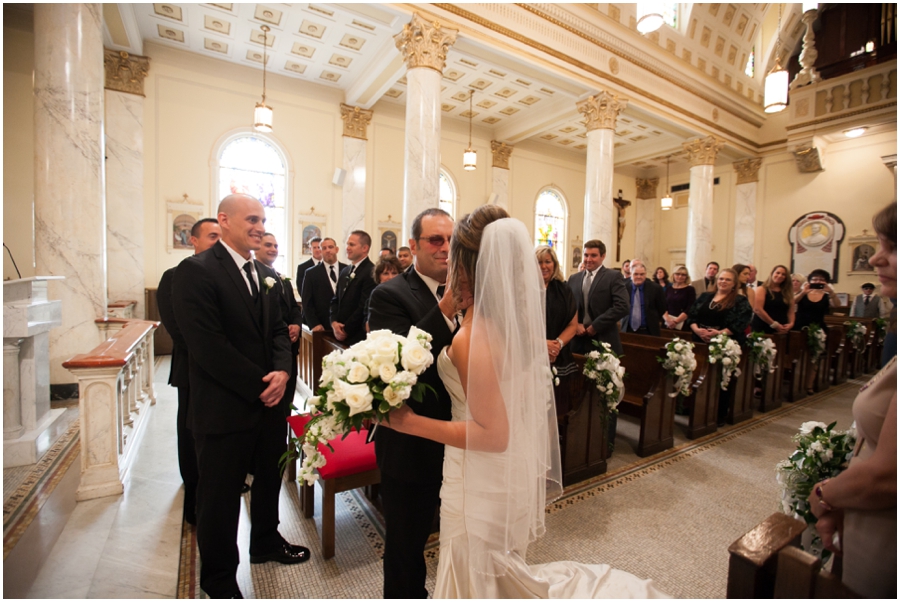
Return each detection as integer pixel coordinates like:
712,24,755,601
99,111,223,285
263,276,277,293
282,275,291,283
349,272,356,281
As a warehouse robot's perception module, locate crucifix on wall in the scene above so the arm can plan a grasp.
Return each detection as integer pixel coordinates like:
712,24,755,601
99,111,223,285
613,189,631,262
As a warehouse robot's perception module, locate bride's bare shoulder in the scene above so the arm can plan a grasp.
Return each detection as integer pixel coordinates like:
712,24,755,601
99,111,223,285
447,322,471,368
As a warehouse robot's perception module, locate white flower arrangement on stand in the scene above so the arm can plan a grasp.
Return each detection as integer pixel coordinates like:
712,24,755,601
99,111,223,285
658,338,697,398
708,334,742,390
582,341,625,424
775,420,856,561
844,320,867,351
748,332,778,380
805,323,828,362
287,327,435,484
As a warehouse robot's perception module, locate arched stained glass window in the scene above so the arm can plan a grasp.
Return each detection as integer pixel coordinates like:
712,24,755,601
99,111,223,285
534,188,567,260
217,135,288,273
439,169,456,217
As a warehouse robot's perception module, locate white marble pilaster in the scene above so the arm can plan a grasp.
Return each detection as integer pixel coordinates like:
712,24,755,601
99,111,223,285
685,164,716,282
402,67,442,237
105,90,144,318
4,340,24,440
583,128,615,246
733,182,757,266
633,198,657,265
342,136,367,243
34,4,107,385
492,167,509,209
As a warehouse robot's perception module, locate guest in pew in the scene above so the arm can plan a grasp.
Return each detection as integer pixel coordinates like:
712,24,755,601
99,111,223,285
732,264,752,301
663,266,696,331
791,273,806,294
653,267,670,291
692,261,719,295
379,247,395,259
808,201,896,599
364,256,404,332
793,268,839,394
623,264,666,336
746,264,762,289
568,239,630,355
850,282,882,318
396,246,413,271
621,259,631,279
750,265,795,335
536,246,579,422
685,268,753,347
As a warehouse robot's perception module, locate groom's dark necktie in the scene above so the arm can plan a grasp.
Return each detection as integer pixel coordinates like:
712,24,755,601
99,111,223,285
436,284,445,300
242,261,259,301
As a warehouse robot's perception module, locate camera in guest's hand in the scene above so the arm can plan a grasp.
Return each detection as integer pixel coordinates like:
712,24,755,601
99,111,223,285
809,282,825,289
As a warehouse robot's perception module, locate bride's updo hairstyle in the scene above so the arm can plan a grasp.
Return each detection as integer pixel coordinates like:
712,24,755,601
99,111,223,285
449,204,510,305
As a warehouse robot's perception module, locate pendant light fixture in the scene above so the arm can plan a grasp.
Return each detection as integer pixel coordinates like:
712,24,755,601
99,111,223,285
636,2,665,34
764,4,789,114
253,25,274,132
660,155,673,210
463,89,477,171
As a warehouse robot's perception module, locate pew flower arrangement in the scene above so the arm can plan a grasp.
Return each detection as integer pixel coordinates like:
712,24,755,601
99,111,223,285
289,327,436,484
583,341,625,420
805,323,827,362
873,317,888,344
658,338,697,398
775,420,856,560
844,320,867,351
708,334,742,390
748,332,778,380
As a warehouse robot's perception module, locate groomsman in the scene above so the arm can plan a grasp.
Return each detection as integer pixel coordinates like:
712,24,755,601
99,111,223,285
295,236,322,295
368,208,459,598
257,232,302,413
330,231,376,345
568,239,629,355
396,246,413,270
301,237,345,331
173,194,309,599
156,217,220,525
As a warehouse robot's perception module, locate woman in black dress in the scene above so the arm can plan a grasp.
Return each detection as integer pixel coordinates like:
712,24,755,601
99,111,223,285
793,268,839,393
654,267,670,291
663,265,696,330
751,265,795,334
536,246,578,421
732,263,752,301
685,268,753,347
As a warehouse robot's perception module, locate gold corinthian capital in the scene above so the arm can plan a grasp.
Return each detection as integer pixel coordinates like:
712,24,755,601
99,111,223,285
577,91,628,132
733,158,762,184
340,104,374,140
683,136,725,167
394,13,458,73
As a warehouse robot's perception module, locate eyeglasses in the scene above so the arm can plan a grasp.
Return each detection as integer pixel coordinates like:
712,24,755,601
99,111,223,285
418,235,450,247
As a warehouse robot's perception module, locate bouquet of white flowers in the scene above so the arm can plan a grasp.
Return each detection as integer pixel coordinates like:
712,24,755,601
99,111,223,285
658,338,697,398
844,320,868,351
775,420,856,560
583,341,625,422
708,334,742,390
874,317,888,344
290,327,435,484
805,323,827,362
748,332,778,380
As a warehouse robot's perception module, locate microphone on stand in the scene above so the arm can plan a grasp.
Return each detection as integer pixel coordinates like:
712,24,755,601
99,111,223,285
3,242,22,279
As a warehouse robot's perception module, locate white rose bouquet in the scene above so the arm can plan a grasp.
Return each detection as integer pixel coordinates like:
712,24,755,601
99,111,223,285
775,420,856,561
289,327,435,484
708,334,742,390
844,320,867,351
874,317,888,344
658,338,697,398
805,323,827,362
748,332,778,380
583,341,625,424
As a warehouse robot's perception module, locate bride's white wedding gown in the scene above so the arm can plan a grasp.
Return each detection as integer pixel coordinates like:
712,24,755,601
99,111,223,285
433,348,669,599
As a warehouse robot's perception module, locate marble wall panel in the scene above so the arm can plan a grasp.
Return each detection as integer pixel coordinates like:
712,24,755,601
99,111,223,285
492,167,509,209
685,164,715,281
732,182,757,266
342,136,367,245
633,197,656,265
402,67,442,238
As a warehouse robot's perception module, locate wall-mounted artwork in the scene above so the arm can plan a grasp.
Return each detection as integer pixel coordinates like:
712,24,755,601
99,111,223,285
378,215,402,257
381,230,398,253
167,194,206,253
571,236,583,272
173,213,197,249
788,211,845,282
297,208,327,260
302,224,322,255
847,232,878,275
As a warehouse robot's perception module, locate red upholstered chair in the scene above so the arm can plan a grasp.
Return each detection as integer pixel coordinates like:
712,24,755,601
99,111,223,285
286,414,380,559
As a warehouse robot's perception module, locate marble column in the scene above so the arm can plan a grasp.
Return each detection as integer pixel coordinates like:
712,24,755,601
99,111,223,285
491,141,513,208
577,91,628,248
105,49,149,318
732,159,762,266
34,4,107,386
4,340,24,440
394,14,457,238
683,136,724,282
340,104,373,243
633,177,659,265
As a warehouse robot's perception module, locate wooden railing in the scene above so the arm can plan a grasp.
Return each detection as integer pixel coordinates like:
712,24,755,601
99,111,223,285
298,326,347,399
62,318,158,501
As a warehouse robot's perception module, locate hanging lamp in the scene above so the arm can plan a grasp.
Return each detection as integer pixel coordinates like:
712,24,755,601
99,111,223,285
463,89,477,171
660,156,673,210
764,4,789,114
253,25,274,132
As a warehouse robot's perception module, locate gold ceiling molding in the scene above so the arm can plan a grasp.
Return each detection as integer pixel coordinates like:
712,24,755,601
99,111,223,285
733,158,762,184
683,136,725,167
577,91,628,131
104,49,150,96
636,177,659,199
339,104,373,140
430,3,762,151
394,13,458,73
490,141,513,169
786,101,898,131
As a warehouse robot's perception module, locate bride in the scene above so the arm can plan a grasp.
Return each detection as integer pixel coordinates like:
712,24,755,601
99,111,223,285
385,205,668,598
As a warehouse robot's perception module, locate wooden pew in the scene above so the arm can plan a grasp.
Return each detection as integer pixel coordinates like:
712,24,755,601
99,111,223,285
782,331,808,402
618,340,675,457
299,326,346,394
753,333,785,413
558,354,610,486
825,324,848,385
827,316,876,379
719,349,755,425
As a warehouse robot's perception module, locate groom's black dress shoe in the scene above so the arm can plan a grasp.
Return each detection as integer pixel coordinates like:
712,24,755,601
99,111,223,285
250,543,311,565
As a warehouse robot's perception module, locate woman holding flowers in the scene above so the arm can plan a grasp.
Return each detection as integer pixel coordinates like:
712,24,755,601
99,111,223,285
807,202,896,598
685,268,753,347
384,205,666,598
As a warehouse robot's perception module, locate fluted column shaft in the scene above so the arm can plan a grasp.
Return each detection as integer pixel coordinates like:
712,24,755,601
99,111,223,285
683,136,724,281
491,141,512,208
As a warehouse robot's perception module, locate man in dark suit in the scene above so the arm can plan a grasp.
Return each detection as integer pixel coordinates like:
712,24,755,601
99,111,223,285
330,230,376,345
368,208,458,599
301,237,345,332
692,261,719,296
295,236,322,296
568,239,630,355
172,194,309,599
257,232,302,413
156,217,220,525
623,263,666,336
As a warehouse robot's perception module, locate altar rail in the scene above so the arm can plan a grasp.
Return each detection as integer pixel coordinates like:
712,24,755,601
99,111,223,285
62,318,159,501
298,326,348,400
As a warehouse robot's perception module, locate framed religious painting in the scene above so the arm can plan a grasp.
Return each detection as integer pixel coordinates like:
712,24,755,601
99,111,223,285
166,194,206,253
788,211,845,283
297,209,327,259
379,215,402,255
570,236,583,272
847,232,878,275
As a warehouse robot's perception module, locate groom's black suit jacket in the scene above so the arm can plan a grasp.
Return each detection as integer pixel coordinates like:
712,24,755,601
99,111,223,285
172,241,292,435
330,257,376,345
368,268,454,483
301,261,345,330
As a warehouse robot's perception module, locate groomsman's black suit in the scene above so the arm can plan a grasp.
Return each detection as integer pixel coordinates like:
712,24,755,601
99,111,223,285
301,261,345,330
329,257,376,345
156,265,198,522
274,273,303,413
368,268,455,599
568,266,630,355
622,279,667,336
295,257,317,303
172,241,293,597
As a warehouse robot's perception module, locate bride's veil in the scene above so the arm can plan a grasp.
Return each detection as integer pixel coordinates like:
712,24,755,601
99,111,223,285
463,217,564,577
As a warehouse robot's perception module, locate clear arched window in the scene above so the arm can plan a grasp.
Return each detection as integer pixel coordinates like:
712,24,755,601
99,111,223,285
439,169,456,217
218,135,288,273
534,188,567,261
